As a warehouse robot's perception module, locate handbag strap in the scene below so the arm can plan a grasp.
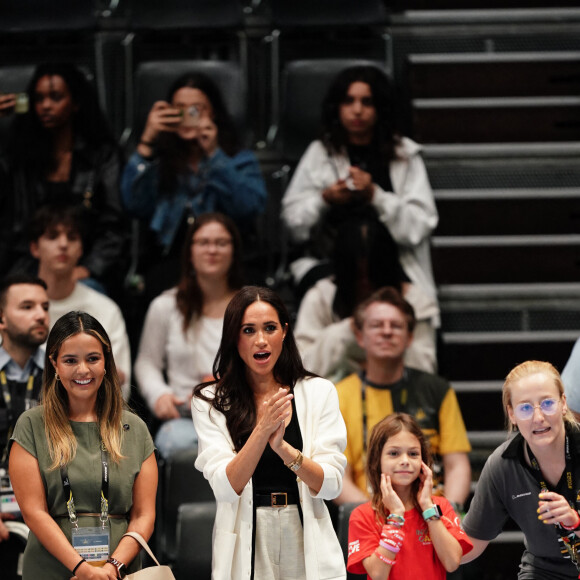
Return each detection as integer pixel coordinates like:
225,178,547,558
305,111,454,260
122,531,161,566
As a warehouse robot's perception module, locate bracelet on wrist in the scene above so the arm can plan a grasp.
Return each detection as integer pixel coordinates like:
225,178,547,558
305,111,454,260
72,558,86,575
285,450,304,472
561,512,580,531
374,549,396,566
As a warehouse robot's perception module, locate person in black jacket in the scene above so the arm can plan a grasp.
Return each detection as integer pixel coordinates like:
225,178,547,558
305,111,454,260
0,63,126,293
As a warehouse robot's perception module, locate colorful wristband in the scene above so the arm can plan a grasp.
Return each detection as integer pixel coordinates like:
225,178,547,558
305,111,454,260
375,549,396,566
561,512,580,531
379,539,400,553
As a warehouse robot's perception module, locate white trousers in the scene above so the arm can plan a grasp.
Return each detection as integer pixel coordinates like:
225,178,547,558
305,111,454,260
254,505,306,580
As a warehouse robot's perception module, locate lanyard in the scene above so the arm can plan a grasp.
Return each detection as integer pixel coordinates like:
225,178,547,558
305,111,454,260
60,445,110,529
360,370,408,458
527,436,580,574
0,368,37,417
0,369,37,464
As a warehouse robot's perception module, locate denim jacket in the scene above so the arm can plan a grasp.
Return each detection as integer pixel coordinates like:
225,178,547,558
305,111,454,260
121,148,267,252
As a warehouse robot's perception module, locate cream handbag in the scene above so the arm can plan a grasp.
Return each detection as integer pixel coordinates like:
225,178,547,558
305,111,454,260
122,532,176,580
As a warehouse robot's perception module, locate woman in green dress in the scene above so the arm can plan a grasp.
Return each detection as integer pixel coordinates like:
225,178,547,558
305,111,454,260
9,311,157,580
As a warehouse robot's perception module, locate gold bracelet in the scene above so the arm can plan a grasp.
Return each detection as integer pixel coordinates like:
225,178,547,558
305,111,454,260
285,450,304,472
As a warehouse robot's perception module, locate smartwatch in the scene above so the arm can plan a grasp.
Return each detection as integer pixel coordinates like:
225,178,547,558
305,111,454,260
422,504,443,522
107,557,127,579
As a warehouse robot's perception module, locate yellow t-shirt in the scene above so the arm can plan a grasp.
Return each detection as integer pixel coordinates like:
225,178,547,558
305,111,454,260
336,369,471,494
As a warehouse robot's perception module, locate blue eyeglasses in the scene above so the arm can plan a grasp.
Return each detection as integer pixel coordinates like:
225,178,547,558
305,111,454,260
513,398,560,421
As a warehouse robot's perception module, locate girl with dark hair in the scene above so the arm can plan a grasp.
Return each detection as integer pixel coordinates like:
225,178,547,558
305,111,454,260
0,63,126,291
282,65,439,340
192,285,347,580
294,215,438,382
136,213,243,457
347,413,472,579
9,311,157,580
121,72,266,263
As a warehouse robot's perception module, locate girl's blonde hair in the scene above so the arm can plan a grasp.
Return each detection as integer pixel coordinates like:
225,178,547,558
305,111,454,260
502,360,577,432
43,311,126,469
366,413,432,521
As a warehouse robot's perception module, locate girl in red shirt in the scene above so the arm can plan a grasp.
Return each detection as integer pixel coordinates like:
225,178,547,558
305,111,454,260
347,413,472,579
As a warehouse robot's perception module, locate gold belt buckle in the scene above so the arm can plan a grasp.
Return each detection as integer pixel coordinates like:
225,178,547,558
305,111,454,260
271,492,287,507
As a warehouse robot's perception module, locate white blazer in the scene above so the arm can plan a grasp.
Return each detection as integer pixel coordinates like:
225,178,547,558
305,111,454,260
192,376,347,580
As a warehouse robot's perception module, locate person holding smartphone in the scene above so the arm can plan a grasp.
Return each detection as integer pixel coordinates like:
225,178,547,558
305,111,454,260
462,360,580,579
281,65,439,351
121,72,266,299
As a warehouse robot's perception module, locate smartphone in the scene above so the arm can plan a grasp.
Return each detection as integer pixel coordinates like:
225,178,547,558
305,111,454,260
14,92,29,114
181,105,200,128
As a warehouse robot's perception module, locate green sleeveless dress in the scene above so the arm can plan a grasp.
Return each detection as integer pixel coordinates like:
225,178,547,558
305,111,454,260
11,406,155,579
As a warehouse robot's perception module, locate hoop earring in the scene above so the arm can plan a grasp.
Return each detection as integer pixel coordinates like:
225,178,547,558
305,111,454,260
104,368,107,375
55,373,60,382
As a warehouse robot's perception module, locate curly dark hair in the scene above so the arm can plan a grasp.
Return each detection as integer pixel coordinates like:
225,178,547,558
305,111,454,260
320,65,399,162
6,63,115,178
157,72,241,194
193,286,315,451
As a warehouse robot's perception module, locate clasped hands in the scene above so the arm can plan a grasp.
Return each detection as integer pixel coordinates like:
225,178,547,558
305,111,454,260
322,166,374,206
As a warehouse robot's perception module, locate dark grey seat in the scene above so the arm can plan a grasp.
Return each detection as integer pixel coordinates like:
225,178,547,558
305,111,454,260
156,448,214,564
127,0,243,31
278,58,386,162
270,0,388,28
173,501,217,580
0,0,97,33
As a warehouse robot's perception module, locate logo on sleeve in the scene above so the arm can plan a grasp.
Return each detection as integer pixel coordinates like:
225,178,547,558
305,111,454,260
348,540,360,557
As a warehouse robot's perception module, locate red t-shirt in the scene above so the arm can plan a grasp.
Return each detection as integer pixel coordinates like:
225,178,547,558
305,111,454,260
347,497,473,580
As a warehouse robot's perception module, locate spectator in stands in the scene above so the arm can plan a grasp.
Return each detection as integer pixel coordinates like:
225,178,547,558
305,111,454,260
0,274,49,542
136,212,243,458
281,65,439,333
9,311,157,580
560,339,580,422
463,360,580,578
0,63,126,293
335,287,471,513
347,413,472,578
294,214,438,381
121,72,266,298
192,286,347,580
28,204,131,399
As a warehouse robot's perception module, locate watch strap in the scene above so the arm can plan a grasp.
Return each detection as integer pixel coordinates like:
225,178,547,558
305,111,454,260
422,504,442,521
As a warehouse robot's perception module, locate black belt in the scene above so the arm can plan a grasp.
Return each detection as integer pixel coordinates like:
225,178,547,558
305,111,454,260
254,492,299,508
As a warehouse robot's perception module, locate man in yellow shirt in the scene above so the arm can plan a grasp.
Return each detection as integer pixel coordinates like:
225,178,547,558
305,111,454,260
335,287,471,512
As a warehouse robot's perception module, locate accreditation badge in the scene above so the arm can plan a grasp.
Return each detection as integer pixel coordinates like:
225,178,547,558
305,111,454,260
72,525,110,566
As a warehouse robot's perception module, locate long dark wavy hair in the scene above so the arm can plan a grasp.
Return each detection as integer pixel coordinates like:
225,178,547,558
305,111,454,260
321,65,399,163
175,212,244,332
158,72,241,194
6,63,115,179
193,286,315,451
366,413,432,521
332,216,406,320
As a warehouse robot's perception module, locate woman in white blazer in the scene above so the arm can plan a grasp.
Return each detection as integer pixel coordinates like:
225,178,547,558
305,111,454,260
192,286,347,580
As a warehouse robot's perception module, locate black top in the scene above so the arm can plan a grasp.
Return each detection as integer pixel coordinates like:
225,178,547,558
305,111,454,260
252,396,303,495
347,143,393,193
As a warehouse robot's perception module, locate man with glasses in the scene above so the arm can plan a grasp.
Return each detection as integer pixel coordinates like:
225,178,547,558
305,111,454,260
334,287,471,515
